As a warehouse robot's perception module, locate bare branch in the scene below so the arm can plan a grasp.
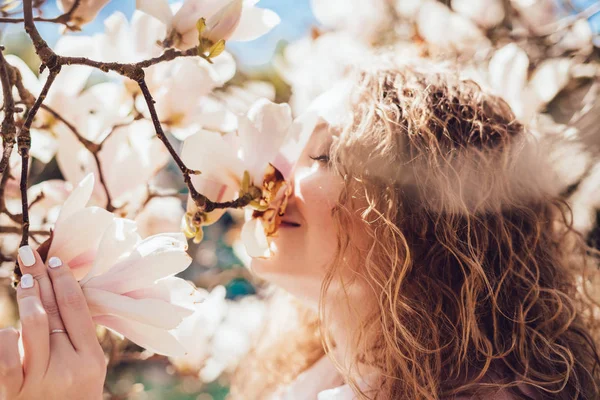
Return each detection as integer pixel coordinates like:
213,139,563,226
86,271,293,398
0,0,82,28
0,47,17,176
18,69,59,246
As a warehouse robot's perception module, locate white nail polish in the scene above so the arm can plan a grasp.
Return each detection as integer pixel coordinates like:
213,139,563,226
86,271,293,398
21,274,34,289
18,246,36,267
48,257,62,269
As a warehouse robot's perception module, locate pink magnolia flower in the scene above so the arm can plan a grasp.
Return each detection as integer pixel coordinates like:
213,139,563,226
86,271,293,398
181,99,317,257
47,174,203,356
58,0,111,27
136,0,280,51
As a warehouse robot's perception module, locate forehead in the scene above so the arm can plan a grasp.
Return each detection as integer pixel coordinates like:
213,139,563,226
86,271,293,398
307,122,336,147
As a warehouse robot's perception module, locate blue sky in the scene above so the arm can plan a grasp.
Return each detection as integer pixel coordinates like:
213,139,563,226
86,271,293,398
29,0,317,68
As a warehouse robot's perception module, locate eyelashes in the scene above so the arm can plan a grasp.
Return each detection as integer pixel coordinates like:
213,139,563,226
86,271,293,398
309,154,330,164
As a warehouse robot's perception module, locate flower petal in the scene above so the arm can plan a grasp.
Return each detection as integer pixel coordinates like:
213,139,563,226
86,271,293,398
181,130,245,189
125,277,206,308
50,207,116,280
488,43,529,117
54,174,94,228
93,314,187,357
172,0,223,35
239,99,293,180
241,218,270,258
84,287,192,330
136,0,173,26
80,219,141,284
228,5,281,42
273,108,319,179
84,233,192,294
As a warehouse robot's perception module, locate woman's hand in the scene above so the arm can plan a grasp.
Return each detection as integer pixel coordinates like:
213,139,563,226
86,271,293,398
0,245,106,400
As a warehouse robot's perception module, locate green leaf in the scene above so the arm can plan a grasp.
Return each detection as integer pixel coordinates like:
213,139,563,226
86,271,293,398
207,39,226,59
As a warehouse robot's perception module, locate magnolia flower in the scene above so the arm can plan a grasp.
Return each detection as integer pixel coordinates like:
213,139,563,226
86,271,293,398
95,11,165,65
276,32,370,113
310,0,392,43
47,174,203,356
134,197,185,238
171,288,266,383
451,0,504,29
486,43,572,123
58,0,111,27
136,56,237,140
55,82,168,206
416,0,490,53
181,99,317,257
136,0,280,51
212,80,276,116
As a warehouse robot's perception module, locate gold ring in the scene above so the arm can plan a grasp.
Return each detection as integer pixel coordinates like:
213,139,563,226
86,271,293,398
50,329,67,335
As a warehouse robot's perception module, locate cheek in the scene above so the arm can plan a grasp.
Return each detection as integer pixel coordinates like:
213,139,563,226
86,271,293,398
297,178,340,253
249,167,343,304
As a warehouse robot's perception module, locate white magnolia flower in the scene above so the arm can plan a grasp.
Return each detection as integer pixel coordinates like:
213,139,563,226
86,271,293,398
310,0,391,43
134,197,185,238
212,80,276,116
47,174,203,357
136,0,280,51
171,288,266,382
55,82,168,206
137,55,237,140
276,32,370,113
487,43,572,123
181,99,317,257
416,0,490,53
95,11,165,64
58,0,111,27
451,0,505,29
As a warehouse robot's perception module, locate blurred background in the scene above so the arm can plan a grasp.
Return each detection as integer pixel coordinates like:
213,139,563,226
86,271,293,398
2,0,600,399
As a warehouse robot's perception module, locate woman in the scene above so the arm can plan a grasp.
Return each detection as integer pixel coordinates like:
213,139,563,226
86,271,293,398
3,57,600,399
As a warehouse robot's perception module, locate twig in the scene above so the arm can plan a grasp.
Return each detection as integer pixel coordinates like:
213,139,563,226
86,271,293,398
0,47,17,176
18,69,59,246
0,225,50,236
0,0,82,28
137,79,256,213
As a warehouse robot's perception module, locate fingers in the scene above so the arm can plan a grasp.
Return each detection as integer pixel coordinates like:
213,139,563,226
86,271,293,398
16,274,50,379
47,257,99,352
17,246,66,335
0,328,23,398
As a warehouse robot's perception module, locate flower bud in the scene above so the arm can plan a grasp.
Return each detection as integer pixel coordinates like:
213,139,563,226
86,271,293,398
203,0,244,44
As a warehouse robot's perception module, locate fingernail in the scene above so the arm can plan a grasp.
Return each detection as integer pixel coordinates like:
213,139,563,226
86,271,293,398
48,257,62,269
21,274,34,289
18,246,36,267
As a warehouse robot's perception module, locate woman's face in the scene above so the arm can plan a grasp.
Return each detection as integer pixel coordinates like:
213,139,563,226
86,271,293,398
250,124,345,307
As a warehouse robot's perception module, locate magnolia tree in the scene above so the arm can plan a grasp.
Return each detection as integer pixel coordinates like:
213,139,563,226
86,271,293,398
1,0,600,398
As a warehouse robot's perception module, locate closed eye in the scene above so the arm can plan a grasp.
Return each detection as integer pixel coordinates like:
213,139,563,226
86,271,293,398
309,154,330,164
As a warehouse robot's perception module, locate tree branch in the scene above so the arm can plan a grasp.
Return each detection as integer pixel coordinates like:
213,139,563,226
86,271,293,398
0,0,82,28
0,47,17,177
18,69,59,246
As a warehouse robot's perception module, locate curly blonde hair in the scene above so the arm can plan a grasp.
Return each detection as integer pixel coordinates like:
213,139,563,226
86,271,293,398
231,58,600,399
